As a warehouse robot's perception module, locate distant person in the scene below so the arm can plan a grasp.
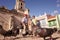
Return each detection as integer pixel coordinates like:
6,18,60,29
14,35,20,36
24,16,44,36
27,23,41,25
21,14,28,35
28,15,32,34
32,16,37,26
36,20,41,36
32,16,37,36
22,15,28,24
36,20,41,28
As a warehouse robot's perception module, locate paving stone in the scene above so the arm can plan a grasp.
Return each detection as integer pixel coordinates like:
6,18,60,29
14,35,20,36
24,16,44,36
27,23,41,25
0,34,4,40
0,32,60,40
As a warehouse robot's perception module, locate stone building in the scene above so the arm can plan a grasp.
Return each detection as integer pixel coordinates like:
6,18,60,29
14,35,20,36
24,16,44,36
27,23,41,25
15,0,25,13
0,0,29,33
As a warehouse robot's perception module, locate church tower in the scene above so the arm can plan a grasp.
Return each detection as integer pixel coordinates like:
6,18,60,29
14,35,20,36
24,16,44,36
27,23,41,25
15,0,25,13
15,0,29,15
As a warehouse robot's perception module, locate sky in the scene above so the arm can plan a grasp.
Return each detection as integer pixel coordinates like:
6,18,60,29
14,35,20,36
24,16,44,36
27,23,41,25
0,0,60,16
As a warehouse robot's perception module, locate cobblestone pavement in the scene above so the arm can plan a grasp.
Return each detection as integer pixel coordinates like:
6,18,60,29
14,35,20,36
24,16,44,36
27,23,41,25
0,32,60,40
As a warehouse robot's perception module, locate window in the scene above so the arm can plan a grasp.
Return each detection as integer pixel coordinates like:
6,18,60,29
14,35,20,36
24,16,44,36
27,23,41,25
40,19,46,26
48,20,57,27
21,7,22,9
21,3,22,5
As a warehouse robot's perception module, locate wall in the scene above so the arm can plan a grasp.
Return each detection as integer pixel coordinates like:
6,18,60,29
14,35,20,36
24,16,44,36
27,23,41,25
37,13,48,28
56,15,60,30
48,19,57,27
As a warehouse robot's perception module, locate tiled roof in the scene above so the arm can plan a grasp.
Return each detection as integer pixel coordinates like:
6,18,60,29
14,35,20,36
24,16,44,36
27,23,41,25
47,15,56,19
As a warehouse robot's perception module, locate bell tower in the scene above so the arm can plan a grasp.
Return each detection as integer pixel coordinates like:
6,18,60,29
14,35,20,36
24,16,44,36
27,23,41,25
15,0,25,13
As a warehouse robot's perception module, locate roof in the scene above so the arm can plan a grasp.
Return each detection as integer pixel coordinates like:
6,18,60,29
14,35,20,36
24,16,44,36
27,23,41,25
47,14,56,21
47,15,56,19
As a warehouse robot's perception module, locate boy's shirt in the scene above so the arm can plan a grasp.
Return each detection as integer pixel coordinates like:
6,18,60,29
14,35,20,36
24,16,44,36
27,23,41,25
32,18,37,25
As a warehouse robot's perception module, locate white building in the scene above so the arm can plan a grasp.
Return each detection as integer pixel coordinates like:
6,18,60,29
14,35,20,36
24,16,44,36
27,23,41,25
36,13,49,28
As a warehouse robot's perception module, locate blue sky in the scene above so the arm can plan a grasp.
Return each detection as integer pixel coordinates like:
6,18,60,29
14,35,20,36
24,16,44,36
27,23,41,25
0,0,60,16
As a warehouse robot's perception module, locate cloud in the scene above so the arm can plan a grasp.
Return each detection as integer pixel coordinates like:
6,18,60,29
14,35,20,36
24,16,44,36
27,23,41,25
54,10,59,14
57,4,60,7
56,0,60,2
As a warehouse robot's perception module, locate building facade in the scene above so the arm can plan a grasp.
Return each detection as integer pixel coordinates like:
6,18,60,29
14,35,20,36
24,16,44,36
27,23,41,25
37,13,60,29
36,13,48,28
15,0,29,15
56,14,60,30
47,15,57,28
0,0,29,32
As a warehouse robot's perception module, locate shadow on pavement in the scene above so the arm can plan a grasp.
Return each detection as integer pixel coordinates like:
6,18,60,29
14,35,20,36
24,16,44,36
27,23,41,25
45,37,60,40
